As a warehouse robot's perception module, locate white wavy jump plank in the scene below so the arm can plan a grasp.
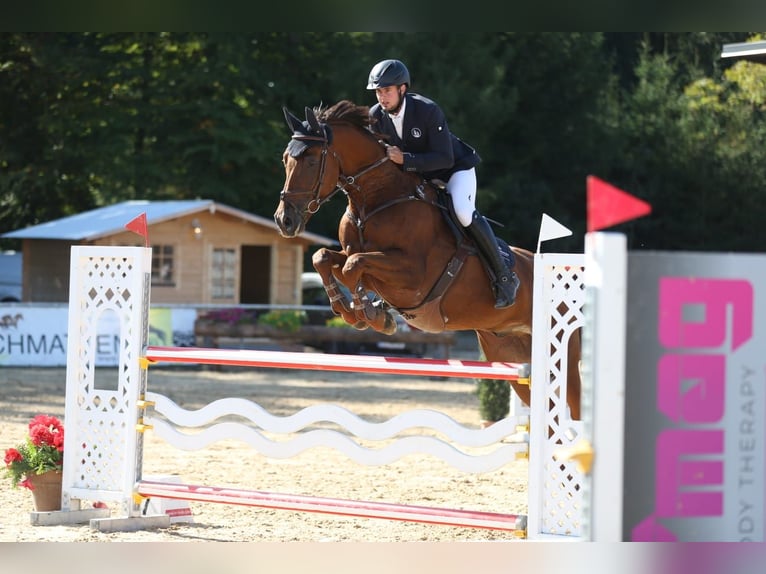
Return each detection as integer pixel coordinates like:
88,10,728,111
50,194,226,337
145,392,528,448
146,418,527,474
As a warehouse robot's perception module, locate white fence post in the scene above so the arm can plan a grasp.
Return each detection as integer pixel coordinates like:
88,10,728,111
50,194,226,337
581,232,627,541
45,246,169,529
528,252,586,540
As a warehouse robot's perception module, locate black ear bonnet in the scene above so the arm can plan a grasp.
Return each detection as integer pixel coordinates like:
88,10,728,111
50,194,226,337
283,106,333,157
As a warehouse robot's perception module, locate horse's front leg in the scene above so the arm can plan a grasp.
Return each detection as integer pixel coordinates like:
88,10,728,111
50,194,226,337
312,247,368,329
343,250,424,335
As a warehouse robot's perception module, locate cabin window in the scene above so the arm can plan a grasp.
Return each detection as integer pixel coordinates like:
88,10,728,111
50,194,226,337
151,245,175,286
211,247,237,299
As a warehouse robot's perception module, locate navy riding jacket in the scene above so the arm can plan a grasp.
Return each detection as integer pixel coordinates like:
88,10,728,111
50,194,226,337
369,92,480,182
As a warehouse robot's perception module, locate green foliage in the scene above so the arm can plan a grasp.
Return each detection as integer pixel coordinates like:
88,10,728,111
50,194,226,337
4,440,61,488
325,316,352,328
609,38,766,251
476,378,510,422
475,349,510,422
257,310,307,333
2,32,765,253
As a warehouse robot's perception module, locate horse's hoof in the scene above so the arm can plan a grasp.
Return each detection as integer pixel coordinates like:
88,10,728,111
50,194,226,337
380,312,397,335
351,321,368,330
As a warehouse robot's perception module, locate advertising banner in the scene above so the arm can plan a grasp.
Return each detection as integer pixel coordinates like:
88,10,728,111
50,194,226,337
624,252,765,541
0,305,195,367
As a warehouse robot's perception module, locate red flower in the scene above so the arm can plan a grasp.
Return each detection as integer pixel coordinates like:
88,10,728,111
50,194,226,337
28,414,64,448
29,414,58,430
4,448,22,466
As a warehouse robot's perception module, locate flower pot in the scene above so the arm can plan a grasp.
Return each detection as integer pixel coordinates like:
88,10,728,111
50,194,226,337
26,470,62,511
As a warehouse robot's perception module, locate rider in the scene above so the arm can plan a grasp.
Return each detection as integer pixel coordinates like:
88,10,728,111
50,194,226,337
366,58,519,309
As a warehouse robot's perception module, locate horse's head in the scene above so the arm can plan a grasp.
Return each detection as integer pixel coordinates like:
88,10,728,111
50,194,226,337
274,101,386,238
274,106,340,237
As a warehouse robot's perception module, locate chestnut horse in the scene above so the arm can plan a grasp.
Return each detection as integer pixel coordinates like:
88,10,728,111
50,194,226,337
274,100,580,419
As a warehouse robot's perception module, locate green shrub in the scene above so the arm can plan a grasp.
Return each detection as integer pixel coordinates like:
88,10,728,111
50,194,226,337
476,378,510,422
257,310,306,333
475,349,510,422
325,316,352,328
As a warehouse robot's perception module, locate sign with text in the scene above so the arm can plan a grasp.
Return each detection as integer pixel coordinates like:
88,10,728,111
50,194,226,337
624,252,765,541
0,306,195,367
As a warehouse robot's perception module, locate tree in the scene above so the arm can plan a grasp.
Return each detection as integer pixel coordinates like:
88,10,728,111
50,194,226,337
604,34,766,251
3,32,766,253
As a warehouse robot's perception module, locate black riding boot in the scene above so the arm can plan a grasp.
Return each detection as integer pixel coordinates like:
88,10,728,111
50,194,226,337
467,211,520,309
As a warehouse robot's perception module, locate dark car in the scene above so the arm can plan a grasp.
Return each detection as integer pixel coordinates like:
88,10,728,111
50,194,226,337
0,251,22,302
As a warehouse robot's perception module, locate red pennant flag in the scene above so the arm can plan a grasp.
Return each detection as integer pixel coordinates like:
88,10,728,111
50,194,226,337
125,212,149,247
587,175,651,232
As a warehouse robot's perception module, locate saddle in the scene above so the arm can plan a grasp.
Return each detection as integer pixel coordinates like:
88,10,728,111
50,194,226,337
430,180,516,273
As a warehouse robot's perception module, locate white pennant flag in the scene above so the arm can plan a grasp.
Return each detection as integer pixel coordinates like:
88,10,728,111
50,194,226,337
537,213,573,253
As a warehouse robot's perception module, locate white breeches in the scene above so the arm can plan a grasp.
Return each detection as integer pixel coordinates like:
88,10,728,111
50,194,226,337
446,168,477,227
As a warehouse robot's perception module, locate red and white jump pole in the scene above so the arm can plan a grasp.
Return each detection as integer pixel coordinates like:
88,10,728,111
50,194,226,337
144,346,530,381
137,480,527,533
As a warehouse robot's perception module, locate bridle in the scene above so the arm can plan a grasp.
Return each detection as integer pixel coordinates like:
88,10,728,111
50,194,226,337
279,128,390,217
279,119,438,248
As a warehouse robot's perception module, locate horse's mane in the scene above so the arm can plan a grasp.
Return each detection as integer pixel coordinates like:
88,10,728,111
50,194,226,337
316,100,373,131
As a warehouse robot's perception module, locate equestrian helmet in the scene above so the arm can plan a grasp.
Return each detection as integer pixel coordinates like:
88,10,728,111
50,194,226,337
367,59,410,89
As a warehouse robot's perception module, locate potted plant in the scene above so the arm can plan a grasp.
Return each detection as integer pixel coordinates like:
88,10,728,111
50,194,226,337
195,307,261,336
3,414,64,511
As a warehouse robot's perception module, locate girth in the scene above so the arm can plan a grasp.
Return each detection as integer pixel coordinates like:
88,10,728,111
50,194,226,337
395,190,477,331
396,241,475,332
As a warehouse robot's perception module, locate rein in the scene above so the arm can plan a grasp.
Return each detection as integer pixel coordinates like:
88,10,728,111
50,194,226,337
344,184,434,248
337,155,390,190
333,139,442,245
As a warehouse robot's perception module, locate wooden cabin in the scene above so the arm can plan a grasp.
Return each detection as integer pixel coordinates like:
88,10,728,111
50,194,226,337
1,200,334,305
